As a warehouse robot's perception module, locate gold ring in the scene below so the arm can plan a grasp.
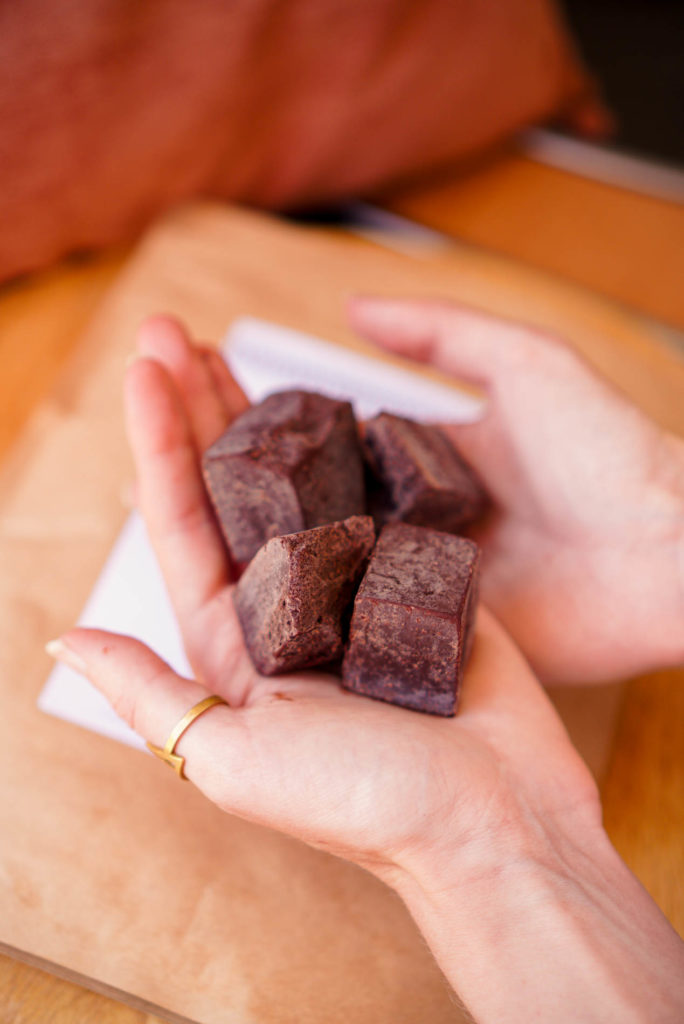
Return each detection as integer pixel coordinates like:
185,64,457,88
146,695,227,780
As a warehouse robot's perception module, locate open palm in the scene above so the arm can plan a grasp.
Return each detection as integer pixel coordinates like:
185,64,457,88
54,315,599,885
350,297,684,685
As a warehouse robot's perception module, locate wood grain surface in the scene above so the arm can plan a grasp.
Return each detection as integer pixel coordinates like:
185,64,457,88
0,953,161,1024
0,163,682,1023
0,250,129,462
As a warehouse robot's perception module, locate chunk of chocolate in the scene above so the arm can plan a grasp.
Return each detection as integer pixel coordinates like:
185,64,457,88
363,413,486,534
342,523,479,716
234,515,375,675
203,390,366,565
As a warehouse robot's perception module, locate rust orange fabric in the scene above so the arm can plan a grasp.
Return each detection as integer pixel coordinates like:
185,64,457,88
0,0,592,281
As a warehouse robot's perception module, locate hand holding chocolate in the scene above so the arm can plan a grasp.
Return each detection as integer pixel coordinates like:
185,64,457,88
203,390,487,715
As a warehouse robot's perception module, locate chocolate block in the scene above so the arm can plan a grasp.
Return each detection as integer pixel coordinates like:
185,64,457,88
234,515,375,675
363,413,486,534
203,390,366,564
342,523,479,715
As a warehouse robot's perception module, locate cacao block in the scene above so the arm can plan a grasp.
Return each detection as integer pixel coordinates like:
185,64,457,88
363,412,486,534
203,390,365,564
234,515,375,675
342,522,479,715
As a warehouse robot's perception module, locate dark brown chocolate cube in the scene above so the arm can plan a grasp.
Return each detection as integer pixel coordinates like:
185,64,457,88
342,522,479,716
234,515,375,675
363,413,486,534
203,390,366,565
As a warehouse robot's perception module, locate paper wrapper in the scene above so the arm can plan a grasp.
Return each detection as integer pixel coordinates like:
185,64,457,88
1,202,679,1022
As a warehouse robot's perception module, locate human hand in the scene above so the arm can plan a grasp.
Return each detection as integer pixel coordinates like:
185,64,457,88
46,315,598,875
350,297,684,685
46,316,684,1021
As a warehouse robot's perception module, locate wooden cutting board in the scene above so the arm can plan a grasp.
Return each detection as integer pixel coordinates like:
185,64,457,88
1,202,682,1023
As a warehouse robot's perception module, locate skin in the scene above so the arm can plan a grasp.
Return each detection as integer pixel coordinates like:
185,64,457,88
46,306,684,1022
347,297,684,684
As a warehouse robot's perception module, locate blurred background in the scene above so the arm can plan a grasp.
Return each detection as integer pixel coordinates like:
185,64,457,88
1,3,683,1021
562,0,683,165
0,0,682,455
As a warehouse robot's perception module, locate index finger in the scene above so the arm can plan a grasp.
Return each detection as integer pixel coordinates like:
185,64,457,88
348,296,545,389
124,357,233,623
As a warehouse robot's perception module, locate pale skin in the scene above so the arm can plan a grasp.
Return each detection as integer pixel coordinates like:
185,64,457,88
347,297,684,684
47,300,684,1022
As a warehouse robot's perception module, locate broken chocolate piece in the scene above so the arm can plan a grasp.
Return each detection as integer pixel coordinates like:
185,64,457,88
203,390,366,564
363,413,486,534
342,522,479,716
234,515,375,675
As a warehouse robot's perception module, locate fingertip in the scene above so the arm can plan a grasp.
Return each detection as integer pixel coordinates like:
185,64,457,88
138,312,187,338
136,314,193,364
61,629,214,747
348,294,448,340
46,635,87,674
124,353,176,413
349,296,441,369
46,627,122,677
56,626,128,659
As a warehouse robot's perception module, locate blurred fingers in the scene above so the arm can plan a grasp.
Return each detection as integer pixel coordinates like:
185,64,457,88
136,315,234,450
198,345,249,422
348,296,542,389
124,356,232,617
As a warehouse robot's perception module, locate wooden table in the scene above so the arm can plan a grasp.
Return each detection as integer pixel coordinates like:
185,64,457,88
382,146,684,330
1,153,682,1023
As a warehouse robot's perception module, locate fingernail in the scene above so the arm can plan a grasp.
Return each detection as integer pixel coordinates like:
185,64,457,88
45,638,88,674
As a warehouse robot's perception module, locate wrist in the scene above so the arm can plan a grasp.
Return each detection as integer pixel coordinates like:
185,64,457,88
387,806,608,936
387,817,684,1024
